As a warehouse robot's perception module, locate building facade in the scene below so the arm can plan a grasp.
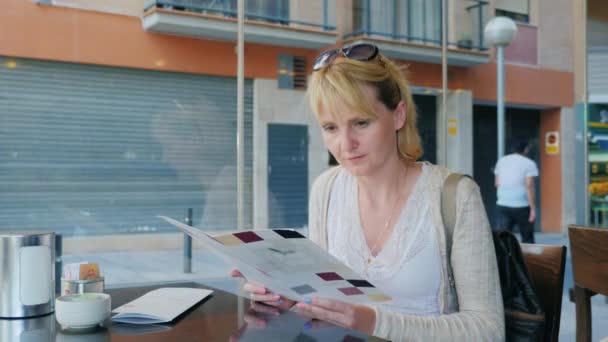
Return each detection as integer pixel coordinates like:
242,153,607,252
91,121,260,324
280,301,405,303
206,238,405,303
0,0,580,252
577,0,608,226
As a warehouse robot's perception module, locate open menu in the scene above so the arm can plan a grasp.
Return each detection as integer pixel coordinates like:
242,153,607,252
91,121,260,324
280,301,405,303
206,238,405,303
158,216,392,305
112,287,213,324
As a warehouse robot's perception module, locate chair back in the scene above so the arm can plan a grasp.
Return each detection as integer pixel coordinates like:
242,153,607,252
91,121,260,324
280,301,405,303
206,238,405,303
569,225,608,296
520,243,567,342
569,225,608,342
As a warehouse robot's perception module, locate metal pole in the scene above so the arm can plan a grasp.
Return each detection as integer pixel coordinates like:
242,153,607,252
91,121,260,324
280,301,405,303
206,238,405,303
441,0,447,166
237,0,245,232
323,0,328,30
497,45,505,158
582,0,589,225
183,208,193,273
55,234,62,294
365,0,370,33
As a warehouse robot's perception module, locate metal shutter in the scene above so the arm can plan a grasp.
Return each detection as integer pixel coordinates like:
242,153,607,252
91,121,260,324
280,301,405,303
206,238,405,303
589,48,608,103
0,57,253,235
267,124,308,228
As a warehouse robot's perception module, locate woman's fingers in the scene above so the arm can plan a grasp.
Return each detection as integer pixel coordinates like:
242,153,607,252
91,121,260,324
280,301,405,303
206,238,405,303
230,269,244,278
249,301,280,316
250,292,281,303
229,273,292,308
243,281,269,294
241,281,283,303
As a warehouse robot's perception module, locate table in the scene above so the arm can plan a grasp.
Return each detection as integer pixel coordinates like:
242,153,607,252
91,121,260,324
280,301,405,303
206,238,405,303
1,281,372,341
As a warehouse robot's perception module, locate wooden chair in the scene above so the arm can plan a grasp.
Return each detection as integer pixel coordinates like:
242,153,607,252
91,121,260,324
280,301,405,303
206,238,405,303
569,225,608,342
520,243,567,342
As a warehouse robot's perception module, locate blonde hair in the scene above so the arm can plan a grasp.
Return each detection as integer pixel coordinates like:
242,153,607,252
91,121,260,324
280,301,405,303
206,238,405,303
307,53,423,160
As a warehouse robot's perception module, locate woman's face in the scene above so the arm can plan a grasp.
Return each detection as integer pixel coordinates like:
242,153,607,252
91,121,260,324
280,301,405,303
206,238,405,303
317,85,405,177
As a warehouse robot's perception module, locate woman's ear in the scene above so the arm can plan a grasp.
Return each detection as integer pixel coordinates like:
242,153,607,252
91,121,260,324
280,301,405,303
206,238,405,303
393,101,407,130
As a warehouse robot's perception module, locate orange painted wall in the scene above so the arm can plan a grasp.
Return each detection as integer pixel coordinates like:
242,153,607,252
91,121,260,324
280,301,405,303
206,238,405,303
396,61,573,108
1,0,574,109
465,63,574,108
0,0,319,79
540,109,562,233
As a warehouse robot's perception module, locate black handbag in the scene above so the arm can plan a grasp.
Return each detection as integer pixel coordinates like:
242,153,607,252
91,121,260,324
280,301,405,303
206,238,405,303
493,229,545,341
441,173,545,341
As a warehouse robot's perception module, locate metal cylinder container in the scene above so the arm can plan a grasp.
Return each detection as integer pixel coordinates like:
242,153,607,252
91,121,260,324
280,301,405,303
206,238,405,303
0,313,56,342
60,277,105,296
0,231,55,318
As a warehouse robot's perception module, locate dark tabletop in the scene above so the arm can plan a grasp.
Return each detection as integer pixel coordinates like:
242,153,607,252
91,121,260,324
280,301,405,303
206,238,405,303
1,281,374,342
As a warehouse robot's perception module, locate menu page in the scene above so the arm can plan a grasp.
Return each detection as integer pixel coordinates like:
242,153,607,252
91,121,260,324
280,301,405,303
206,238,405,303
112,287,213,324
159,216,392,305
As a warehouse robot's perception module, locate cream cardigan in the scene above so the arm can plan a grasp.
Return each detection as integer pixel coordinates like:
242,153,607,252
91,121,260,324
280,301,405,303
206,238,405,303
308,164,505,341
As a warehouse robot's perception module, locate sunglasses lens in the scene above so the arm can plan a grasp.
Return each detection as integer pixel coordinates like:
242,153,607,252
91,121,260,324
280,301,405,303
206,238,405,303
312,44,379,71
345,44,378,61
313,50,340,70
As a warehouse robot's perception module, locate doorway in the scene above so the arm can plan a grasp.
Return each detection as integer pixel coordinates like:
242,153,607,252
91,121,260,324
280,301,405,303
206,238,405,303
268,123,308,228
473,105,541,231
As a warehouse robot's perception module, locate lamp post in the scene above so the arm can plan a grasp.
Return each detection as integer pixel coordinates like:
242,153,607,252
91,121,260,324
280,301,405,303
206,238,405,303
484,17,517,158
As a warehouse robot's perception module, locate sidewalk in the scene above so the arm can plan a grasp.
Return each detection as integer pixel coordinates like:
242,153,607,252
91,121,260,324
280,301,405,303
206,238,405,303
62,232,608,341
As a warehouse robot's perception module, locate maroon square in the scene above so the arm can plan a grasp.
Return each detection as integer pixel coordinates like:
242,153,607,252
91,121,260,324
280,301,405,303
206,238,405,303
233,231,263,243
316,272,343,281
338,287,364,296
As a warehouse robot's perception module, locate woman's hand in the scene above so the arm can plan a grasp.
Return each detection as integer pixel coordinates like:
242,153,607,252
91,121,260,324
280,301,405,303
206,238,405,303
295,297,376,335
229,269,296,310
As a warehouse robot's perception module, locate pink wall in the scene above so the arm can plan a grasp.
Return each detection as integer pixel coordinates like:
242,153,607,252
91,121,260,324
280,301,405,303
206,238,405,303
505,23,538,65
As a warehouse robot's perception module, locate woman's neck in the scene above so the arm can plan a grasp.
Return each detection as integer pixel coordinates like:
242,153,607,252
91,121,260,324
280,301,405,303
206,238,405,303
356,157,409,208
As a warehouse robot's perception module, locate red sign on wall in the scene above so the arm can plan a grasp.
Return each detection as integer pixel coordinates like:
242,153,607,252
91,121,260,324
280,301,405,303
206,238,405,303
545,131,559,155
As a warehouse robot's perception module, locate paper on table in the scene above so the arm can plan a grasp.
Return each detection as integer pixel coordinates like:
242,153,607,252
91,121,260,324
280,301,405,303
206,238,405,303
112,287,212,324
158,215,392,305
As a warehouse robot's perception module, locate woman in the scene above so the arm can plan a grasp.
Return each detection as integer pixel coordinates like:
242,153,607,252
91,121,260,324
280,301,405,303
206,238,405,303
232,43,504,341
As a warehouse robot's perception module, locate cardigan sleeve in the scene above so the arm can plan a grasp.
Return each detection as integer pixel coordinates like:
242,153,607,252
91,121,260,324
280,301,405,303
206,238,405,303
372,178,505,341
307,167,340,250
308,172,325,248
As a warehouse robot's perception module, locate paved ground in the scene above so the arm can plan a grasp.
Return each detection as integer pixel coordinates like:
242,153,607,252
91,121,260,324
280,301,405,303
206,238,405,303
62,232,608,341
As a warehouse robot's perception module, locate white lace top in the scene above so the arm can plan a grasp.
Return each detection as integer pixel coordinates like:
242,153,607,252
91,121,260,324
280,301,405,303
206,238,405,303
327,163,441,316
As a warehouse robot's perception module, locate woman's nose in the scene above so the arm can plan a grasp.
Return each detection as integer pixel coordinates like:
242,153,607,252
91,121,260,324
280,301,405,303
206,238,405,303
340,129,358,152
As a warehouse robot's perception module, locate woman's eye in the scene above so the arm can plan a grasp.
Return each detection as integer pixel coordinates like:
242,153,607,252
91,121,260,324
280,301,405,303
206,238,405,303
355,120,369,127
323,125,337,132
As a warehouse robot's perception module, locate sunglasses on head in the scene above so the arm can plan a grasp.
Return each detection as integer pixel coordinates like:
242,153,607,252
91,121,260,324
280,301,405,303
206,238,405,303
312,43,379,71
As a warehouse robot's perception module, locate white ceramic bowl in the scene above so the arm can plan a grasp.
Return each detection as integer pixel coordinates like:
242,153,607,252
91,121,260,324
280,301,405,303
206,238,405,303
55,293,111,329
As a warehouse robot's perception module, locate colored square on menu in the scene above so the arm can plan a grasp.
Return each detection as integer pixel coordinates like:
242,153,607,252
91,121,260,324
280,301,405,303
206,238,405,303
316,272,343,281
291,284,317,295
273,229,305,239
338,287,364,296
214,234,243,246
367,293,392,302
347,279,374,288
294,333,317,342
233,231,263,243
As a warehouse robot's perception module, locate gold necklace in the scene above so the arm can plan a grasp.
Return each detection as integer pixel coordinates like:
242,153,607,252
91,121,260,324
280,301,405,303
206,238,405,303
363,163,409,265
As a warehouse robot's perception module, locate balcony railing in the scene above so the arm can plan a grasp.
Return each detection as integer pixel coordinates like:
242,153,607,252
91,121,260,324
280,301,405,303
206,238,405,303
144,0,336,31
347,0,488,51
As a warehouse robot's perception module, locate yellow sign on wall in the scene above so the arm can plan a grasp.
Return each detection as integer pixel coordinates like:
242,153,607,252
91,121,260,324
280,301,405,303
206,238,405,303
447,118,458,136
545,131,559,155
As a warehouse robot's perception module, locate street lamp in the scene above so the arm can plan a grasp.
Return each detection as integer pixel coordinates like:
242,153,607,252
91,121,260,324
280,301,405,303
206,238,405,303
484,17,517,158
